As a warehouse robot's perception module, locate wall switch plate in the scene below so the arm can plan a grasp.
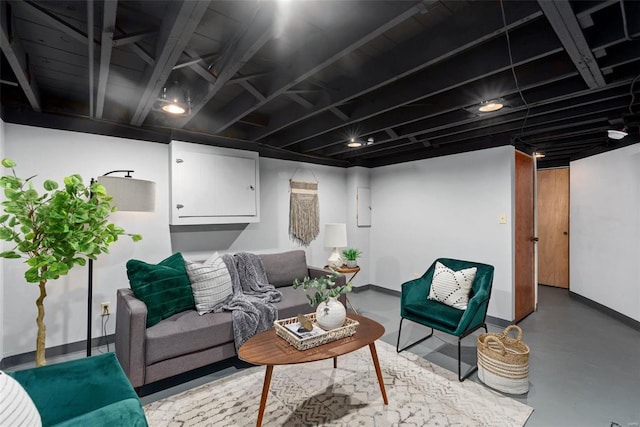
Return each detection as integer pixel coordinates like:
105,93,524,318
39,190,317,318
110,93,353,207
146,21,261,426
499,213,507,224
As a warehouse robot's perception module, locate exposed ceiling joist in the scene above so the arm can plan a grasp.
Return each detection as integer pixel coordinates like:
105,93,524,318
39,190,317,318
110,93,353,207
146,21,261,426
249,2,543,142
175,3,276,128
291,32,566,152
20,0,88,45
130,0,210,126
207,1,428,135
127,42,155,66
112,29,156,47
181,50,217,83
1,2,40,111
329,107,349,121
537,0,606,89
95,0,118,119
285,92,313,109
240,80,267,102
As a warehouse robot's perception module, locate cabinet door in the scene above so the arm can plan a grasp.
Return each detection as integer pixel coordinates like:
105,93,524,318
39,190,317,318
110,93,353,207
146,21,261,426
171,143,259,224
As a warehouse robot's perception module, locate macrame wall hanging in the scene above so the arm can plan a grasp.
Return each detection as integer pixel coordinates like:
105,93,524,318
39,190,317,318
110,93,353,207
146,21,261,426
289,175,319,246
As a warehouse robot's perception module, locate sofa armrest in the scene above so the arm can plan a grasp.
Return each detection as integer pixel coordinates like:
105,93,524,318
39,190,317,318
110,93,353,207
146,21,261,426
9,353,146,426
115,289,148,388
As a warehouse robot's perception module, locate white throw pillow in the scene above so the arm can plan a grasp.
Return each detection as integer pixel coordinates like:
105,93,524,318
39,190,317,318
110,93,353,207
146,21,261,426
427,261,477,310
185,252,233,315
0,371,42,427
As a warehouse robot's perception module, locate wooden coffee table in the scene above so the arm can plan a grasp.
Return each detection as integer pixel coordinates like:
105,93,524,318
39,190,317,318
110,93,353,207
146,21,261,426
238,314,388,427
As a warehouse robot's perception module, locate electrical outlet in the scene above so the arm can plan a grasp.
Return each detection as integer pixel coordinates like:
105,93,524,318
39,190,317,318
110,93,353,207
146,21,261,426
100,302,111,316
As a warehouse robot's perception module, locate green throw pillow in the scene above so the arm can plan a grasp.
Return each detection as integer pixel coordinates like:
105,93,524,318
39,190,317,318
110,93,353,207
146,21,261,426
127,252,195,327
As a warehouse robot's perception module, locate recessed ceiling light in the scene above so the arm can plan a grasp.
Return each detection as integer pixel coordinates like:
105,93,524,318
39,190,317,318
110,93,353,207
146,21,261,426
478,100,504,113
607,129,628,140
347,141,362,148
534,152,545,158
367,137,374,145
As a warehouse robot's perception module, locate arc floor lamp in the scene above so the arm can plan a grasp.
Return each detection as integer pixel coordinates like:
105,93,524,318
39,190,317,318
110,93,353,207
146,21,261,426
87,170,155,356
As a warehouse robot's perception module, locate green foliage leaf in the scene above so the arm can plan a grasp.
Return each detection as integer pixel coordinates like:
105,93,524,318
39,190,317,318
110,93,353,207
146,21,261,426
293,272,351,306
131,234,142,242
0,251,20,259
1,164,142,284
25,267,40,283
43,180,58,191
1,158,16,168
0,228,14,240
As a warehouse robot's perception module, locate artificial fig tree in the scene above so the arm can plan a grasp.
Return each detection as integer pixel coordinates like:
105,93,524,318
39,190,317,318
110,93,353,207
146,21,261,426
0,159,141,366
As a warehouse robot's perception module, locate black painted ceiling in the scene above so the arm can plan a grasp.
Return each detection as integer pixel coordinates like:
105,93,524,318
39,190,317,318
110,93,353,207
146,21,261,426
1,0,639,168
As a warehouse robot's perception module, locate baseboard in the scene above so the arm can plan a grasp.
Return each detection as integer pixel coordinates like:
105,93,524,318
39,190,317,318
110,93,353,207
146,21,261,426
0,335,115,370
352,283,400,297
569,291,640,332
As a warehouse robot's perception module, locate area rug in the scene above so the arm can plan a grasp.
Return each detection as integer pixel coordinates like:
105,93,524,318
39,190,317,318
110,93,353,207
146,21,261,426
144,341,533,426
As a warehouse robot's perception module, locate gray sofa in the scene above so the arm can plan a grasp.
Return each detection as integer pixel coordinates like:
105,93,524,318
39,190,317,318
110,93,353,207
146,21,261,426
115,250,346,389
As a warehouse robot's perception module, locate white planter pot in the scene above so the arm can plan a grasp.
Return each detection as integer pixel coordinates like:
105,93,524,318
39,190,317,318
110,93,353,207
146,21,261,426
315,297,346,330
345,260,358,268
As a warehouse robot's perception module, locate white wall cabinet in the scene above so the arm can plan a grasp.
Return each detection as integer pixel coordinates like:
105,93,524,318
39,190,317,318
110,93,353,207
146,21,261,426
170,141,260,224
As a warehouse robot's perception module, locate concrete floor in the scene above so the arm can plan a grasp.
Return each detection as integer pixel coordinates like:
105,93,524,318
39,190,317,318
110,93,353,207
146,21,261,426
138,285,640,426
9,285,638,426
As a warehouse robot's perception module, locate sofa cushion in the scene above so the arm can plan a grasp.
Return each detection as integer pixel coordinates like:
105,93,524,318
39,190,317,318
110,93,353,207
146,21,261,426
273,286,317,320
427,261,477,310
127,253,195,327
0,371,41,427
145,310,234,365
260,250,309,288
185,252,233,315
405,299,464,333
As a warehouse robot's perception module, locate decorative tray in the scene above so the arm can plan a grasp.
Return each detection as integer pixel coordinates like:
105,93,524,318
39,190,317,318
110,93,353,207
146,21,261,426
274,313,359,351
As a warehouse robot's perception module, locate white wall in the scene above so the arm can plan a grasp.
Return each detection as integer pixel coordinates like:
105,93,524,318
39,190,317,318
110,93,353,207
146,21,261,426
570,143,640,322
1,122,521,357
370,146,515,321
170,157,348,268
3,124,172,357
345,167,371,286
2,126,349,358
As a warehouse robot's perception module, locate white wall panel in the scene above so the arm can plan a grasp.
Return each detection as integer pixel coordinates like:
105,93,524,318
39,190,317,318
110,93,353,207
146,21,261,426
570,144,640,322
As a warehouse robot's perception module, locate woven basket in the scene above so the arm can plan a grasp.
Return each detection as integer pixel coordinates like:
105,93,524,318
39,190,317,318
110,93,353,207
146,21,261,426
477,325,530,394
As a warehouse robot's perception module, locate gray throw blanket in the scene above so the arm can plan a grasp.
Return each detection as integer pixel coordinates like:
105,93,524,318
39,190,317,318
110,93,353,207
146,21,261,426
218,253,282,351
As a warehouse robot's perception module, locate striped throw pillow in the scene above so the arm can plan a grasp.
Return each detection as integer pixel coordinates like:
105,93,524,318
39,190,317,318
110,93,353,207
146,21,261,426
186,252,233,315
427,261,477,310
0,371,41,427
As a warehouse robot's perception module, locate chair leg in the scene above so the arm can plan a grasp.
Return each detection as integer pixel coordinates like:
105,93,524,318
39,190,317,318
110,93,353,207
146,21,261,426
458,323,488,382
396,317,434,353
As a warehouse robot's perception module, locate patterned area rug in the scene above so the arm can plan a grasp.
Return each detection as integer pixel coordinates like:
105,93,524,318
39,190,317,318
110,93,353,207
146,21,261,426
144,341,533,426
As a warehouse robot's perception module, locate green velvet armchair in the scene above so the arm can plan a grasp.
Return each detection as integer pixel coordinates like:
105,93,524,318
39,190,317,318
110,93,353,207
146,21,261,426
7,352,148,427
397,258,494,381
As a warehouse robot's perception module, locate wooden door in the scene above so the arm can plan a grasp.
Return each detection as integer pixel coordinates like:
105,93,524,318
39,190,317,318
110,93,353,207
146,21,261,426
537,168,569,288
514,151,536,322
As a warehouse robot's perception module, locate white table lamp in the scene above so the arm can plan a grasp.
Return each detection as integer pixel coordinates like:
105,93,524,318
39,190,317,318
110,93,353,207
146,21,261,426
324,223,347,268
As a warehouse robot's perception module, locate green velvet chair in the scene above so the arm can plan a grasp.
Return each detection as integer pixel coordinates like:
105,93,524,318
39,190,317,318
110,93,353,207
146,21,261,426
7,352,148,427
397,258,494,381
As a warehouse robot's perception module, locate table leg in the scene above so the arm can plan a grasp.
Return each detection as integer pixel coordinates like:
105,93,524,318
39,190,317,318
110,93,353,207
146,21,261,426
345,295,359,314
333,356,337,368
369,343,389,405
256,365,273,427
